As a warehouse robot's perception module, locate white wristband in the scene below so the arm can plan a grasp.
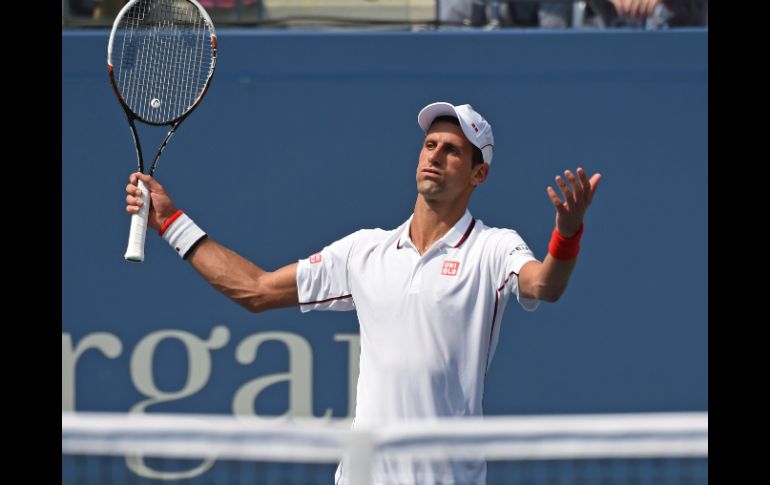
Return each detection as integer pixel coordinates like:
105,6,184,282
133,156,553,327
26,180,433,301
160,212,207,259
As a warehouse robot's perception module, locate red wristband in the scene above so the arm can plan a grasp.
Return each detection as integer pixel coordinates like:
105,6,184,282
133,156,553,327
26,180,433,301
158,210,184,236
548,224,584,260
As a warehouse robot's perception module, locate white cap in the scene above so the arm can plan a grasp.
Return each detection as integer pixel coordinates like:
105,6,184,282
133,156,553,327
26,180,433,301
417,102,494,165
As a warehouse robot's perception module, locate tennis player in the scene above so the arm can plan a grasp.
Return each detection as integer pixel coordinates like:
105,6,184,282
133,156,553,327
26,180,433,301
125,102,601,485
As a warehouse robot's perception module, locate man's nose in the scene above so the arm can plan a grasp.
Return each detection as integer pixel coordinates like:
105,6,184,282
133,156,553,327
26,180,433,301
427,145,444,166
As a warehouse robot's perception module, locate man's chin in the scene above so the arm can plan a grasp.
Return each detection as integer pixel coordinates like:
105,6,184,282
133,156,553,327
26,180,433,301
417,187,445,205
417,180,443,196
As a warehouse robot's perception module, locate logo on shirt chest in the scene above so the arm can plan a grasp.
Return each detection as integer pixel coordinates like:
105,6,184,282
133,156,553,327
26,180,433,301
309,252,322,264
441,260,460,276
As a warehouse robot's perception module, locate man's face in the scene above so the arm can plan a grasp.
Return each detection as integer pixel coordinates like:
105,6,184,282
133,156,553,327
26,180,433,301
416,120,486,203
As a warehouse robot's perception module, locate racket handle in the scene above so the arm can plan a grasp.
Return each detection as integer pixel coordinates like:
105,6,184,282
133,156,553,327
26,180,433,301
124,179,150,262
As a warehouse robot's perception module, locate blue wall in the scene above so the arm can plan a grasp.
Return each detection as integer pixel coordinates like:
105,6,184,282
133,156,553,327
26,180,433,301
62,28,707,418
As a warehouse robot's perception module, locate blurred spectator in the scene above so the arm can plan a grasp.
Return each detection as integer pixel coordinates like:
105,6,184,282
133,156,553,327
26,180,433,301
439,0,558,27
68,0,102,17
197,0,264,22
73,1,266,22
498,1,574,28
440,0,595,28
594,0,708,28
92,0,124,20
438,0,475,25
439,0,706,28
538,1,573,28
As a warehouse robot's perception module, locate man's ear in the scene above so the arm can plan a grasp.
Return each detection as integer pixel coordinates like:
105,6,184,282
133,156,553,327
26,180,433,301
471,163,490,187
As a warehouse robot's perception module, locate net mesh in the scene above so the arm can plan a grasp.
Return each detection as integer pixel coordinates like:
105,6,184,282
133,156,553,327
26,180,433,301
109,0,216,124
62,412,707,484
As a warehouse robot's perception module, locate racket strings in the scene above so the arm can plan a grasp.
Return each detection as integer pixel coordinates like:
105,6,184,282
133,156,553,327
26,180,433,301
113,0,214,124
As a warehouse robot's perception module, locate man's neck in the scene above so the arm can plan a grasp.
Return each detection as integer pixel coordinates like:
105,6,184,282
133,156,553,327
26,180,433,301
410,196,469,255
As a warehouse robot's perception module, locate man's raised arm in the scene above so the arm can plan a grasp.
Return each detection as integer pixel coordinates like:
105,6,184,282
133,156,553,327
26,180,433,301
126,172,299,313
518,167,601,302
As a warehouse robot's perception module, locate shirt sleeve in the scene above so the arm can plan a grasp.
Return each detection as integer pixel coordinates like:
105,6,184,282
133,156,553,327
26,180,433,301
496,230,540,312
296,231,359,313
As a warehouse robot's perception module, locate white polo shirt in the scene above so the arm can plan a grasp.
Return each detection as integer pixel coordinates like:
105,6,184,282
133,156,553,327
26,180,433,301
296,209,539,484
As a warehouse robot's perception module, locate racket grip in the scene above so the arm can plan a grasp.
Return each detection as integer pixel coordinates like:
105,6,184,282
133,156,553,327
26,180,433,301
124,179,151,262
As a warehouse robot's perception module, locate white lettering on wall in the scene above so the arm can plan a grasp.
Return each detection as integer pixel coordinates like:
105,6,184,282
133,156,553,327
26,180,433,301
334,334,360,418
61,326,359,481
125,325,230,480
233,331,333,421
61,332,123,411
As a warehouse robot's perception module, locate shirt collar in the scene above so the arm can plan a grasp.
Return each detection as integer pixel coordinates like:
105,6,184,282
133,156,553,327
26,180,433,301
397,209,475,251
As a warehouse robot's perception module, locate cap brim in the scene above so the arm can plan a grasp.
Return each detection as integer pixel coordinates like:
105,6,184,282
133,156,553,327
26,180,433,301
417,102,458,132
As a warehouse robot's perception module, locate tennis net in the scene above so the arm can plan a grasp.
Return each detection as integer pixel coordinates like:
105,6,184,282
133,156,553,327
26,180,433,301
62,411,708,484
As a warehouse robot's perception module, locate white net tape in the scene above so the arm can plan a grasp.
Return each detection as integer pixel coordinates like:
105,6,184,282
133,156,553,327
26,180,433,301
63,411,707,484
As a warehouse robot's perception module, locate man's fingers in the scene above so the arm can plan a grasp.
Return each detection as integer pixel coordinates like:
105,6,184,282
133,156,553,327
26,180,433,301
125,183,142,196
126,194,144,207
137,173,164,193
588,173,603,202
129,172,153,193
565,170,583,203
129,172,164,195
546,186,567,213
556,175,575,210
577,168,591,202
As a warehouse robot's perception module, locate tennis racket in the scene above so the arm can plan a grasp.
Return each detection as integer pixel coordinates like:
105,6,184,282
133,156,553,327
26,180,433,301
108,0,217,262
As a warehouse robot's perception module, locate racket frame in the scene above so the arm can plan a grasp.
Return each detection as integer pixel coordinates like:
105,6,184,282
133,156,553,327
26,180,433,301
107,0,217,262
